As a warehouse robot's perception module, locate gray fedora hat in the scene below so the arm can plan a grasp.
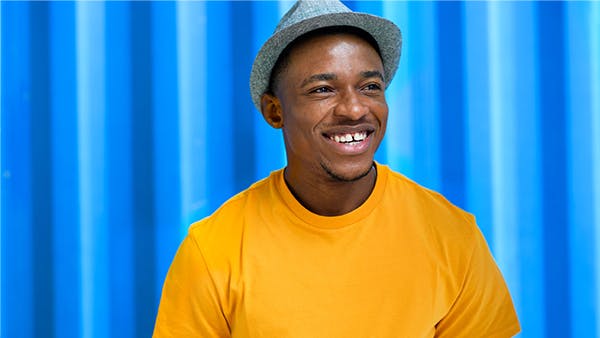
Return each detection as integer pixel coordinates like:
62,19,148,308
249,0,402,111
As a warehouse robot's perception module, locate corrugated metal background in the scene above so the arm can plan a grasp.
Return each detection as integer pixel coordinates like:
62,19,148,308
1,1,598,337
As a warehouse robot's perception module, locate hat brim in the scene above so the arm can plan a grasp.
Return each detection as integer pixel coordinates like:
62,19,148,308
250,12,402,111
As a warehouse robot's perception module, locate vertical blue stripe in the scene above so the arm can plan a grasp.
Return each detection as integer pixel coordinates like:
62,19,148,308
512,3,544,337
76,2,108,337
151,0,181,311
253,1,286,179
105,3,133,338
1,3,34,337
566,3,596,337
436,2,466,209
381,1,412,177
488,1,521,304
231,1,258,191
50,2,81,337
537,3,571,337
0,2,3,332
29,3,55,336
384,2,440,191
130,3,157,336
592,3,600,338
463,1,493,241
176,1,207,229
411,2,440,191
205,1,234,213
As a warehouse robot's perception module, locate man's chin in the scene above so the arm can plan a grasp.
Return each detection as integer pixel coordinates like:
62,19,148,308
321,162,374,183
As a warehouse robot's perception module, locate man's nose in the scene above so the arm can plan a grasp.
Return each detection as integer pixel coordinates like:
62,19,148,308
333,90,368,120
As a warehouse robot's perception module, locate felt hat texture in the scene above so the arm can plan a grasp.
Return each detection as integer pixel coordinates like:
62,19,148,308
249,0,402,111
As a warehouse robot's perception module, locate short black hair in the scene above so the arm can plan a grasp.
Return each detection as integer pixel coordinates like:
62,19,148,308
267,26,382,95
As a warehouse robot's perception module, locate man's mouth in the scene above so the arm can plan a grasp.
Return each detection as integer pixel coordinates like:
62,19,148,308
328,131,369,144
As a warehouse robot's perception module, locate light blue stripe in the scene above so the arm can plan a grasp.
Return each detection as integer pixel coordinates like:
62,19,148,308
512,3,544,337
410,2,439,190
591,3,600,338
0,3,3,334
566,3,596,337
382,1,413,177
76,2,108,337
487,0,520,308
384,2,439,189
176,1,207,233
463,1,493,241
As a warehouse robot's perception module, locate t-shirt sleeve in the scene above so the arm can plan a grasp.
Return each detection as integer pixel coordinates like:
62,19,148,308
435,221,521,337
153,234,231,338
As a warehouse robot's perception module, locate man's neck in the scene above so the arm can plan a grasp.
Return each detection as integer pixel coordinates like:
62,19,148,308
283,165,377,216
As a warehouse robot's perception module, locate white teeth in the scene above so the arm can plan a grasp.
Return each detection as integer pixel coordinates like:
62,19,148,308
330,131,368,143
354,132,366,141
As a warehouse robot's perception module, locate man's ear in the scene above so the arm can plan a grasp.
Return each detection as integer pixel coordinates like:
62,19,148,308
260,93,284,129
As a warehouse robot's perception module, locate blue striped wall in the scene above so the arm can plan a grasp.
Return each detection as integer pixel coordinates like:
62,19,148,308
1,1,598,337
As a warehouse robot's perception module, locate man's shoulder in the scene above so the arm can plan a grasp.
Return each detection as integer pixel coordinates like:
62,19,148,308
385,167,471,214
382,166,477,238
187,171,280,246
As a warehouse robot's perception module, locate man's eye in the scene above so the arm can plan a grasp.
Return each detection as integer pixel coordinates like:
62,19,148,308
311,87,332,94
364,83,382,91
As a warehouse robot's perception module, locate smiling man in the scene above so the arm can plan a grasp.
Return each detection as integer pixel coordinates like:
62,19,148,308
153,1,520,337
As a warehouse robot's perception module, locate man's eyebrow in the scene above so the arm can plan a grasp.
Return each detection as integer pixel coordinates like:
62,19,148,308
361,70,385,82
300,73,337,88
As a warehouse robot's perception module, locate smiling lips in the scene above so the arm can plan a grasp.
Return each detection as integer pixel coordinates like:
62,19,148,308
324,130,373,155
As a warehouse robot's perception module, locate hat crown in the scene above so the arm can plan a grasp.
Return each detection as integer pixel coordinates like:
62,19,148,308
276,0,352,32
249,0,401,111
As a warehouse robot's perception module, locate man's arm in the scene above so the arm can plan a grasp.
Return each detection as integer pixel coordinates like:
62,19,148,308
435,224,521,337
153,235,231,338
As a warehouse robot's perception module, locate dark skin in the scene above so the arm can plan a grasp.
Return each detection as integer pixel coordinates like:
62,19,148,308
260,33,388,216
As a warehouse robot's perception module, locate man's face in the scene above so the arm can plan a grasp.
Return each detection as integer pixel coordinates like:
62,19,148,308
274,33,388,183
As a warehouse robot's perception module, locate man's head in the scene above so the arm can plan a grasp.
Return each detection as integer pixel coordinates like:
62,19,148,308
260,30,388,182
249,0,401,183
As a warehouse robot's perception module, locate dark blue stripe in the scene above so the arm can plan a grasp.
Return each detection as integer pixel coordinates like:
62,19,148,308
106,2,135,337
206,1,234,213
537,2,571,336
151,0,182,315
29,3,56,337
2,2,35,337
49,2,81,337
232,1,257,191
130,3,156,337
436,2,466,209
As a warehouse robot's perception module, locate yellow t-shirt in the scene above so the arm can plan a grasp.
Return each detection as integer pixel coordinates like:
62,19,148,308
154,163,520,337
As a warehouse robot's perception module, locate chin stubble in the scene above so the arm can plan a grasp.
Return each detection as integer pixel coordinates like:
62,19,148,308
320,162,374,182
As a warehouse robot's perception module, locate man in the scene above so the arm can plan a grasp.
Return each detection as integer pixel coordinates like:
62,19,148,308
154,1,520,337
